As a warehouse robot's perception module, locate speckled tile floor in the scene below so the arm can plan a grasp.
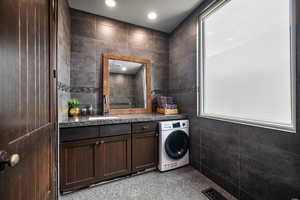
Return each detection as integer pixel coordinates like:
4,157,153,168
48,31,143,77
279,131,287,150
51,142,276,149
60,166,237,200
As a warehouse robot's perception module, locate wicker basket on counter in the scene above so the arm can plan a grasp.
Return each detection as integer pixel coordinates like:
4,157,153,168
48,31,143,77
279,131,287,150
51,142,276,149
155,96,178,115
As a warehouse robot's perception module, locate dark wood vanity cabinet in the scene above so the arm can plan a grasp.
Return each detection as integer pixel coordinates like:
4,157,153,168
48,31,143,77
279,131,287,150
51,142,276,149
132,122,158,172
60,125,132,192
60,135,131,192
60,122,158,193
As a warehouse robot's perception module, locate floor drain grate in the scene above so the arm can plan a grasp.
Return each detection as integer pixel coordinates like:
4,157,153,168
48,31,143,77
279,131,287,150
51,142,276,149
202,188,228,200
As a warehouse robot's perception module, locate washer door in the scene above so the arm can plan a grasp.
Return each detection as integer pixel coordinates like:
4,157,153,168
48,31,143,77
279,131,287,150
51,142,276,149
165,130,189,160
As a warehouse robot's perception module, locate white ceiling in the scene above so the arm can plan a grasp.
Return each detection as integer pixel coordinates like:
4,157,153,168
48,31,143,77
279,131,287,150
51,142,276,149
68,0,204,33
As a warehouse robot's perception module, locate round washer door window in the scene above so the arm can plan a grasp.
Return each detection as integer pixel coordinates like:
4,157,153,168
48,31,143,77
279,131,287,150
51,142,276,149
165,130,189,160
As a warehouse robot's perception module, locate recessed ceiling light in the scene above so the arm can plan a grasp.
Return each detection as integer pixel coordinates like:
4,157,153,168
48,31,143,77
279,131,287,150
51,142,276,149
105,0,116,8
147,12,157,20
122,67,127,71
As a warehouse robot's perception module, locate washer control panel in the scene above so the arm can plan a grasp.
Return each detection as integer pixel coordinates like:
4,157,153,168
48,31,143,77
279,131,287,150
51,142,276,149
160,120,189,130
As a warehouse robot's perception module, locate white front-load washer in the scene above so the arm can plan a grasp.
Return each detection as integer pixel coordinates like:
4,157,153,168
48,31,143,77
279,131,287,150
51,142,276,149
158,120,189,172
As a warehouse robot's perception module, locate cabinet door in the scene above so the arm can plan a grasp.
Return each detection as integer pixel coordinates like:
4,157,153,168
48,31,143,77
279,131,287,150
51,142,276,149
132,132,158,172
60,139,98,192
97,135,131,180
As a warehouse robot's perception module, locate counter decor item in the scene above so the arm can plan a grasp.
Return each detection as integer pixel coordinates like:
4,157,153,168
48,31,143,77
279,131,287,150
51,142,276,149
87,104,94,115
155,96,178,115
68,99,80,117
80,107,87,116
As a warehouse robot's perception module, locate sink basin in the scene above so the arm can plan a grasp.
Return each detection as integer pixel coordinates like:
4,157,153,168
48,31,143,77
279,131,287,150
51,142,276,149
88,116,120,120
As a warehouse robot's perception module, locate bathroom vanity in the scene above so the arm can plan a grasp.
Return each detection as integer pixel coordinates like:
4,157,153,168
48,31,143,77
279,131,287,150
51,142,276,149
59,114,187,193
58,53,189,193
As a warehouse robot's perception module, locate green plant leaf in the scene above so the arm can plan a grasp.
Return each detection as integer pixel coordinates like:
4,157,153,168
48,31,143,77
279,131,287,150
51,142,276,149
68,99,80,108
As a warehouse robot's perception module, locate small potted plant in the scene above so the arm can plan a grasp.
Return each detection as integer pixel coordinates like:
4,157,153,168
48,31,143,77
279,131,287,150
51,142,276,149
68,99,80,117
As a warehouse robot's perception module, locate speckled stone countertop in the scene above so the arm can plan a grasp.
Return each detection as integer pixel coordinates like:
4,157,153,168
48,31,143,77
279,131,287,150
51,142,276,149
59,113,189,128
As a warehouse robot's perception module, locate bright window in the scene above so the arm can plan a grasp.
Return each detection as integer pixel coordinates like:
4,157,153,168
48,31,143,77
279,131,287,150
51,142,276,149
198,0,296,132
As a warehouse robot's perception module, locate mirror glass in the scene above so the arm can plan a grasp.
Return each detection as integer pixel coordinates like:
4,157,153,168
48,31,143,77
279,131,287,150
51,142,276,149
109,59,147,109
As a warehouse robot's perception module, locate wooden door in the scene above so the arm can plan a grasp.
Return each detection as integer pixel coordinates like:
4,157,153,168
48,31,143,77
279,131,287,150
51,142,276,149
132,132,158,172
97,135,132,180
0,0,57,199
60,139,98,192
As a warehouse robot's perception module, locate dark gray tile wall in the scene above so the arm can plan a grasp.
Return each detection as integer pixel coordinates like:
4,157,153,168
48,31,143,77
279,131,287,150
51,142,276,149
70,9,169,114
57,0,71,121
169,1,300,200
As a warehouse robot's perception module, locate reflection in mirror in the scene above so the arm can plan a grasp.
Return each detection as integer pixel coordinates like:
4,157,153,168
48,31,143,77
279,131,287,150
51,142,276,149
109,59,146,109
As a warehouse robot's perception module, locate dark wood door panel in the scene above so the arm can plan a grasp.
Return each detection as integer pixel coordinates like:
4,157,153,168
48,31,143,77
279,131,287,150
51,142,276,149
132,132,158,172
0,0,56,199
0,0,51,143
60,139,98,191
64,146,94,183
97,135,132,179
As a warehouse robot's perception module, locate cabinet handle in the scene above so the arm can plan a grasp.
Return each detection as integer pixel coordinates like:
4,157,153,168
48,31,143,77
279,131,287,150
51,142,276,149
96,141,105,145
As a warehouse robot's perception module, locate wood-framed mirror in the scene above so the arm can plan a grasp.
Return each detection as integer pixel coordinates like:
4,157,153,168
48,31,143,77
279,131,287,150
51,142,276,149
103,54,152,115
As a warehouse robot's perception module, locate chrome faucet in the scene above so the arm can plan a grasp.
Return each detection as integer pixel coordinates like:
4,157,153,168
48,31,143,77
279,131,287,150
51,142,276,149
103,95,109,115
